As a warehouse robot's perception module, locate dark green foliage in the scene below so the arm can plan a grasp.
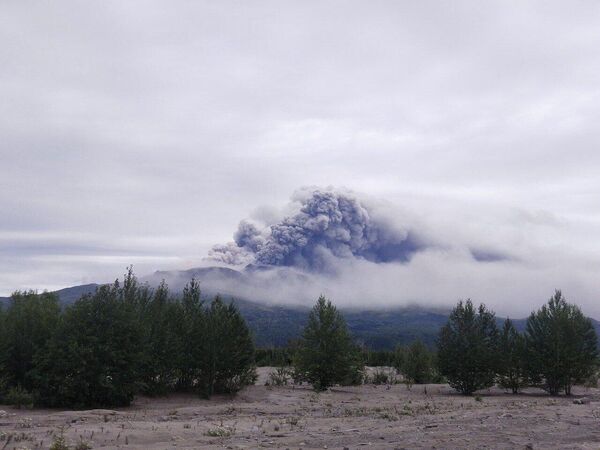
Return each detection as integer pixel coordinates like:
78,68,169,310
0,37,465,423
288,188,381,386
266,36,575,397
3,385,34,408
33,282,144,407
497,318,528,393
138,281,184,395
362,349,397,367
177,278,204,390
401,340,433,384
196,297,257,398
437,300,499,395
0,290,60,394
0,269,256,408
525,290,598,395
293,296,363,391
255,347,295,367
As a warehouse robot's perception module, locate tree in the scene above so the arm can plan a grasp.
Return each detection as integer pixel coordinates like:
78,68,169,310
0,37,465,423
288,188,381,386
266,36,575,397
525,290,598,395
437,300,499,395
33,283,143,407
138,281,183,395
196,297,256,398
177,278,203,390
401,340,433,384
497,319,528,394
294,296,363,391
0,291,60,394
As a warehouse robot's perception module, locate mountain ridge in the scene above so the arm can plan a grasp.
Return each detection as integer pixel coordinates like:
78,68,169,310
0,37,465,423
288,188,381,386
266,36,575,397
2,268,599,350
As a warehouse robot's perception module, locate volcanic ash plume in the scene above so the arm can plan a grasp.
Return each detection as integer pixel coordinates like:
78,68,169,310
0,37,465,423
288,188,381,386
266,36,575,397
208,188,423,272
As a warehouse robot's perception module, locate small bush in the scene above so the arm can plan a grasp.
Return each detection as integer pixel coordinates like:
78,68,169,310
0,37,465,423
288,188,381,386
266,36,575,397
75,439,93,450
584,372,599,389
75,440,93,450
204,426,234,437
50,431,69,450
4,386,34,409
371,369,389,385
268,367,292,386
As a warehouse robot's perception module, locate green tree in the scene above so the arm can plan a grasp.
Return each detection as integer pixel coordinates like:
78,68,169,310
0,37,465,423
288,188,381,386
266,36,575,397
293,296,363,391
138,281,183,395
393,345,406,374
33,283,143,407
0,291,60,394
437,300,499,395
497,318,528,393
177,278,203,390
525,290,598,395
401,340,433,384
197,297,256,398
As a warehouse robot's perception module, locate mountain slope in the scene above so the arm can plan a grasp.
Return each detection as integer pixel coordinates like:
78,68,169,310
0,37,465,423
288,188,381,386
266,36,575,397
2,278,599,350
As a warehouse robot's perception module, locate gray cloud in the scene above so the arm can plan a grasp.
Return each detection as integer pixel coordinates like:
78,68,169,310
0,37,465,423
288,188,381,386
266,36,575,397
1,1,600,315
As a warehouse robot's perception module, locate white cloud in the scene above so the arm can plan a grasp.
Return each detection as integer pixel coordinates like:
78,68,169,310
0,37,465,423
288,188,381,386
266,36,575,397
1,1,599,315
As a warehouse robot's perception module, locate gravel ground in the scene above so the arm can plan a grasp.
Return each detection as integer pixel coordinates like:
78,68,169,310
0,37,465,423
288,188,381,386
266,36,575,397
1,368,599,449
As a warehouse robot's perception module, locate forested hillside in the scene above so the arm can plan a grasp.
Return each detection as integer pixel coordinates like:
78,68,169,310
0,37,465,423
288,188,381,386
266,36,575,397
2,285,598,350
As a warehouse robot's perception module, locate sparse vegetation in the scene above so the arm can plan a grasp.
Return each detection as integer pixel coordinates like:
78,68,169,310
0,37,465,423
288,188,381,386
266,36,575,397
204,425,234,437
49,430,69,450
267,367,293,386
370,369,390,385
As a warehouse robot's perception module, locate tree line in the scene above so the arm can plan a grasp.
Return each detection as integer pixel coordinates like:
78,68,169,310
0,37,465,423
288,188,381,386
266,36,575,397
289,290,598,395
1,272,597,407
0,268,255,408
438,290,598,395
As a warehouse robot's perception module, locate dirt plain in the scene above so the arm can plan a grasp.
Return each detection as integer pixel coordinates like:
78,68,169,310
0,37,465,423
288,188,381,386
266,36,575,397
1,368,600,450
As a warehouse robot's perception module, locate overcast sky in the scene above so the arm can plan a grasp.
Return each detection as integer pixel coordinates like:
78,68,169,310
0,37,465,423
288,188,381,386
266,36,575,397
1,1,600,315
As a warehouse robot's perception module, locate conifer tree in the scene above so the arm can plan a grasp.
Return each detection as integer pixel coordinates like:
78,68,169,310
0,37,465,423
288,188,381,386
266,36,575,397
294,296,363,391
177,278,203,390
0,291,60,394
437,300,499,395
497,318,528,393
401,340,433,384
197,297,256,397
33,283,143,407
525,290,598,395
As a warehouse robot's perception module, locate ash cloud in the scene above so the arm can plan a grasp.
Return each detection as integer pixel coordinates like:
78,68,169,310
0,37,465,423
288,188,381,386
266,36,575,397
209,188,424,272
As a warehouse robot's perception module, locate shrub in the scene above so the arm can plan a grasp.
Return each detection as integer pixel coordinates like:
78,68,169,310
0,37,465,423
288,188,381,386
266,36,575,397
49,430,69,450
437,300,499,395
268,367,292,386
3,386,34,409
371,369,389,385
75,440,93,450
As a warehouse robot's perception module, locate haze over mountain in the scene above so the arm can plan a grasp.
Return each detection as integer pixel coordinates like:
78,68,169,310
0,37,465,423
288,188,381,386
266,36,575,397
2,270,599,350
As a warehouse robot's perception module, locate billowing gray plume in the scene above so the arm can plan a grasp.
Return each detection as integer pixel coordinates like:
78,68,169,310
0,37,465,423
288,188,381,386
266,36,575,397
209,188,422,271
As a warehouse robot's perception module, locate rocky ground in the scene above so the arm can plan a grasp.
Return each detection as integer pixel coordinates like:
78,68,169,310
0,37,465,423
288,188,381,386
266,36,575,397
1,368,600,449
